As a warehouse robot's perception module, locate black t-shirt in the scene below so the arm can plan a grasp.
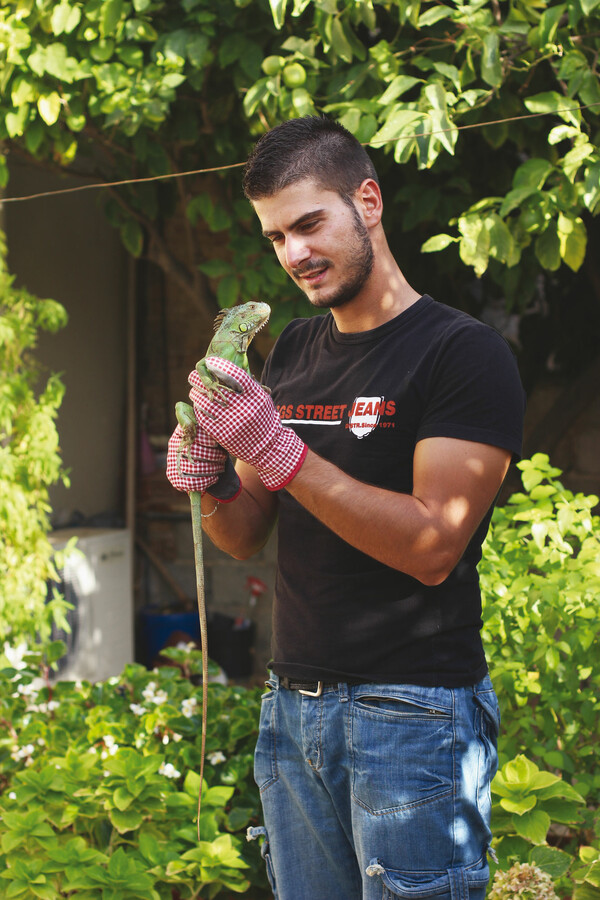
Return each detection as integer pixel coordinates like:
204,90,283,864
261,295,525,687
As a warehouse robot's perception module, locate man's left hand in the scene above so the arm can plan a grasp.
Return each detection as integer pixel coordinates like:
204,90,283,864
188,358,307,491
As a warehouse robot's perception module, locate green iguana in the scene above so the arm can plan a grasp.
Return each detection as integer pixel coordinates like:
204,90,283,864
175,300,270,840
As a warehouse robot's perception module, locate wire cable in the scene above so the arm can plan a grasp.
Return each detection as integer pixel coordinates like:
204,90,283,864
1,101,598,206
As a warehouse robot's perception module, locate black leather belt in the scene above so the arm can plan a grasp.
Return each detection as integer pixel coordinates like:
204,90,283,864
278,676,366,697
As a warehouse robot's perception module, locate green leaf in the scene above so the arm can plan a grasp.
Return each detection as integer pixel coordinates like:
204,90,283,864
371,108,425,146
378,75,420,105
37,93,61,126
573,885,600,900
198,259,233,278
512,808,551,843
269,0,288,29
6,104,29,137
514,158,554,191
331,17,353,63
458,214,490,276
535,222,561,271
530,845,572,878
481,32,502,87
113,786,134,811
499,185,540,217
418,5,451,27
51,2,82,35
500,795,537,815
582,163,600,213
120,220,144,257
580,0,600,15
292,87,314,116
558,214,587,271
421,234,457,252
488,214,518,266
101,0,124,38
217,275,240,308
524,91,581,126
109,807,144,834
187,34,210,68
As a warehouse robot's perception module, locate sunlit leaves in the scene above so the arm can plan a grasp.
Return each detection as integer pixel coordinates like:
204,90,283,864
0,245,69,646
0,649,264,896
480,454,600,805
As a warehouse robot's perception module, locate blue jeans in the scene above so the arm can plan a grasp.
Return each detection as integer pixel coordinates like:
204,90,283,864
247,674,499,900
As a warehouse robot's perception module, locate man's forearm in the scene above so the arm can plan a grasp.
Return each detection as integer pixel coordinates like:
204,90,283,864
285,439,511,585
284,449,447,583
201,461,278,560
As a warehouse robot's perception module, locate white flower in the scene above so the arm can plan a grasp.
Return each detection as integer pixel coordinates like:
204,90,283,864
181,698,198,718
172,733,182,742
101,736,119,759
162,735,169,745
208,751,226,765
31,700,60,714
12,682,38,699
129,703,147,716
158,761,181,779
142,681,157,701
152,689,168,705
11,744,35,762
8,792,16,800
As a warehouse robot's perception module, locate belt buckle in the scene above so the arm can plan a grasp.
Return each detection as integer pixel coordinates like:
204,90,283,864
299,681,323,697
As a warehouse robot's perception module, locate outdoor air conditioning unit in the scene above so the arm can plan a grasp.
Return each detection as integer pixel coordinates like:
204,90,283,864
48,528,134,683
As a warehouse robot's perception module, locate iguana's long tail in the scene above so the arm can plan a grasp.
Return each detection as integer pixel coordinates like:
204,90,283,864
189,491,208,842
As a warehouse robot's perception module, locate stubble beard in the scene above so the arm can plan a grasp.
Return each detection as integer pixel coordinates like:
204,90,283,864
295,208,375,311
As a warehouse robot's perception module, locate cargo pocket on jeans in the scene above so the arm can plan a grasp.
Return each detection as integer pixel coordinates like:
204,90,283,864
247,826,279,899
472,686,500,822
254,683,279,793
365,856,489,900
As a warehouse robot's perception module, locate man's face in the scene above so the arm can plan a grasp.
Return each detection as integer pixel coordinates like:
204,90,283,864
254,179,374,310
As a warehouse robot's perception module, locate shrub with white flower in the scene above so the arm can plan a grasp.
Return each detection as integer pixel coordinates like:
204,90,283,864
489,863,559,900
0,644,266,897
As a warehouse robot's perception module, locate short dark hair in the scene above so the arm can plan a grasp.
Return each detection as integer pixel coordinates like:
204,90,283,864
242,116,379,202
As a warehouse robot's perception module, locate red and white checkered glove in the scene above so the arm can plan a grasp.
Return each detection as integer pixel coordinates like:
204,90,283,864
166,422,241,501
188,357,307,491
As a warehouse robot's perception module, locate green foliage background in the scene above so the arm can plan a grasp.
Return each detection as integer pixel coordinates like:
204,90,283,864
0,235,72,647
1,0,599,375
0,456,599,898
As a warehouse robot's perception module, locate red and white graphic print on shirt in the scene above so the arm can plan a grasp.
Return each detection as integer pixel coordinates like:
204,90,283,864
348,396,384,439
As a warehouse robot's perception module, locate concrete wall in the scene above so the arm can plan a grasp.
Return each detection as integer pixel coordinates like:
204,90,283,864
4,160,129,525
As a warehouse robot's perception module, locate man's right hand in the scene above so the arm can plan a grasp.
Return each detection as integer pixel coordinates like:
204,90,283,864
166,423,241,501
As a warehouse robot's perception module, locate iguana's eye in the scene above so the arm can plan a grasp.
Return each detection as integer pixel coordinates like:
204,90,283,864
239,323,249,333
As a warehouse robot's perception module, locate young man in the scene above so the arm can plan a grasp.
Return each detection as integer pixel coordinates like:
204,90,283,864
167,117,525,900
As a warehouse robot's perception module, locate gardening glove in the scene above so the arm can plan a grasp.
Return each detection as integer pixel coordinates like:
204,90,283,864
166,422,241,502
188,357,307,491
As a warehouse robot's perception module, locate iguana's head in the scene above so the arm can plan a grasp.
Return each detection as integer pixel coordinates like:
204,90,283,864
213,301,271,351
